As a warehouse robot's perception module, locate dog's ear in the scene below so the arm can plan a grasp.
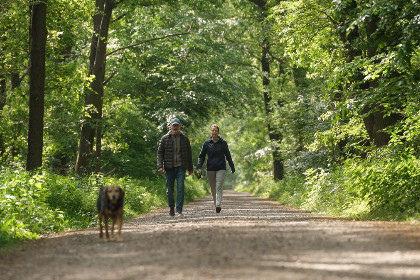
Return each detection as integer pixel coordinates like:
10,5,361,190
102,186,110,204
98,186,109,211
102,186,109,195
118,186,125,205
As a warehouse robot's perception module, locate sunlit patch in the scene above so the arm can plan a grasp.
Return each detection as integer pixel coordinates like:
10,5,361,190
260,251,420,278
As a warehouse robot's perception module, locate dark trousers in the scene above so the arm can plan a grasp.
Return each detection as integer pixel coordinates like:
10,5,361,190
165,166,186,212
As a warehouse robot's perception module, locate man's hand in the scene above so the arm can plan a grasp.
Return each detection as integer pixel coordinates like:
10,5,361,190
158,168,164,174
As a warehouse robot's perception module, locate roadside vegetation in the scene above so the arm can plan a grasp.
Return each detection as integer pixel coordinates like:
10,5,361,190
236,150,420,222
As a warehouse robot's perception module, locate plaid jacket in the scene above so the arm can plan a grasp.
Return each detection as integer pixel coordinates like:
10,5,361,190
157,132,193,172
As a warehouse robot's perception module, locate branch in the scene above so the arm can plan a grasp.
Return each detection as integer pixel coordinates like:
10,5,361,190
103,71,117,86
266,47,284,64
103,168,116,177
106,29,191,57
112,12,127,23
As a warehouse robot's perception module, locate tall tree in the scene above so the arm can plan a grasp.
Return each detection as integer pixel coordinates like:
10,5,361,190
27,0,47,171
249,0,284,180
75,0,114,175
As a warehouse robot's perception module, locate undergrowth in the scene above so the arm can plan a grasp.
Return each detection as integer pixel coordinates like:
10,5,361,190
236,152,420,222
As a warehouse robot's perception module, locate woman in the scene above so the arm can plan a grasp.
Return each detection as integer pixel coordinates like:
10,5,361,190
197,124,235,213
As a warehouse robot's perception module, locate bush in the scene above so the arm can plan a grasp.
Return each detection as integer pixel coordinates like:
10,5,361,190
302,152,420,220
236,150,420,222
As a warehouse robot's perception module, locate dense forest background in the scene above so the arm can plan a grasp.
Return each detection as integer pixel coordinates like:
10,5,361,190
1,0,420,247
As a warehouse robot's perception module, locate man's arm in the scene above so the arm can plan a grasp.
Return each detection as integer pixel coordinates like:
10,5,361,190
186,137,193,175
157,137,165,172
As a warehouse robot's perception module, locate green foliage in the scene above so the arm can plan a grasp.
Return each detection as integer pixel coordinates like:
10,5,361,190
100,96,159,178
0,88,28,163
302,151,420,221
107,0,259,125
237,150,420,221
302,166,369,218
184,176,210,203
0,167,62,248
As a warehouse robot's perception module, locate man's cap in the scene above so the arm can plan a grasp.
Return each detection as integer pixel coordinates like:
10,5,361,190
171,118,181,125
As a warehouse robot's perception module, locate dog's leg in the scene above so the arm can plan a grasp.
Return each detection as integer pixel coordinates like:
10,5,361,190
111,218,115,240
104,215,110,241
98,213,103,239
117,216,123,242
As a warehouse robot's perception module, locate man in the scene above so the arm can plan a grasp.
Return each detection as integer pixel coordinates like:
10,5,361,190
157,118,193,217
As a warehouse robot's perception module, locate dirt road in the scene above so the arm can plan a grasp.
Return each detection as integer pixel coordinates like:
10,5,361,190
1,190,420,280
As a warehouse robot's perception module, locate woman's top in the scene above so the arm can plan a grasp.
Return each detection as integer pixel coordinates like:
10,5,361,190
197,136,235,172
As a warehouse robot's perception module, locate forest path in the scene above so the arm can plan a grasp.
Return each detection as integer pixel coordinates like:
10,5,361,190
1,190,420,280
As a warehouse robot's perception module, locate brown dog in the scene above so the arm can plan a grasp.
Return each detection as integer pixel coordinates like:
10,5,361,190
97,185,125,241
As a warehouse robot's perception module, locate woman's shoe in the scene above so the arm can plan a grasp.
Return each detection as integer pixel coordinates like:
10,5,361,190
216,206,221,213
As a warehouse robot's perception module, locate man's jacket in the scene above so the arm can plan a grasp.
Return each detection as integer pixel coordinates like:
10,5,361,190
157,132,193,172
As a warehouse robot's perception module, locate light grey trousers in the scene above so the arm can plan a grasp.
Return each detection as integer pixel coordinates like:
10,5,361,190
206,170,227,207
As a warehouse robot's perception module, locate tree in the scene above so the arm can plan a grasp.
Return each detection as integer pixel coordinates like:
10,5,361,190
248,0,284,180
75,0,114,175
27,0,47,171
334,0,402,147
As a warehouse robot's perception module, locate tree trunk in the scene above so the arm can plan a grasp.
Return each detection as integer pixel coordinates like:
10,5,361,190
75,0,105,175
250,0,284,180
75,0,113,175
362,108,401,147
26,1,47,171
0,73,5,111
262,38,283,180
362,14,402,147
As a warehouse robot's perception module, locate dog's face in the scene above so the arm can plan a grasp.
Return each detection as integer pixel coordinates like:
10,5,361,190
106,185,122,204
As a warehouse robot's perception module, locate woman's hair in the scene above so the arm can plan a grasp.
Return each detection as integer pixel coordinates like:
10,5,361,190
211,124,219,132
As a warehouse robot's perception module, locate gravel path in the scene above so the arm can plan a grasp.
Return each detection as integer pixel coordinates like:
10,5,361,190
1,190,420,280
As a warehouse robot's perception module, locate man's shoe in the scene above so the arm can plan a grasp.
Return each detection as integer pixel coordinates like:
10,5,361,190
169,208,175,216
216,206,221,213
176,210,183,217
